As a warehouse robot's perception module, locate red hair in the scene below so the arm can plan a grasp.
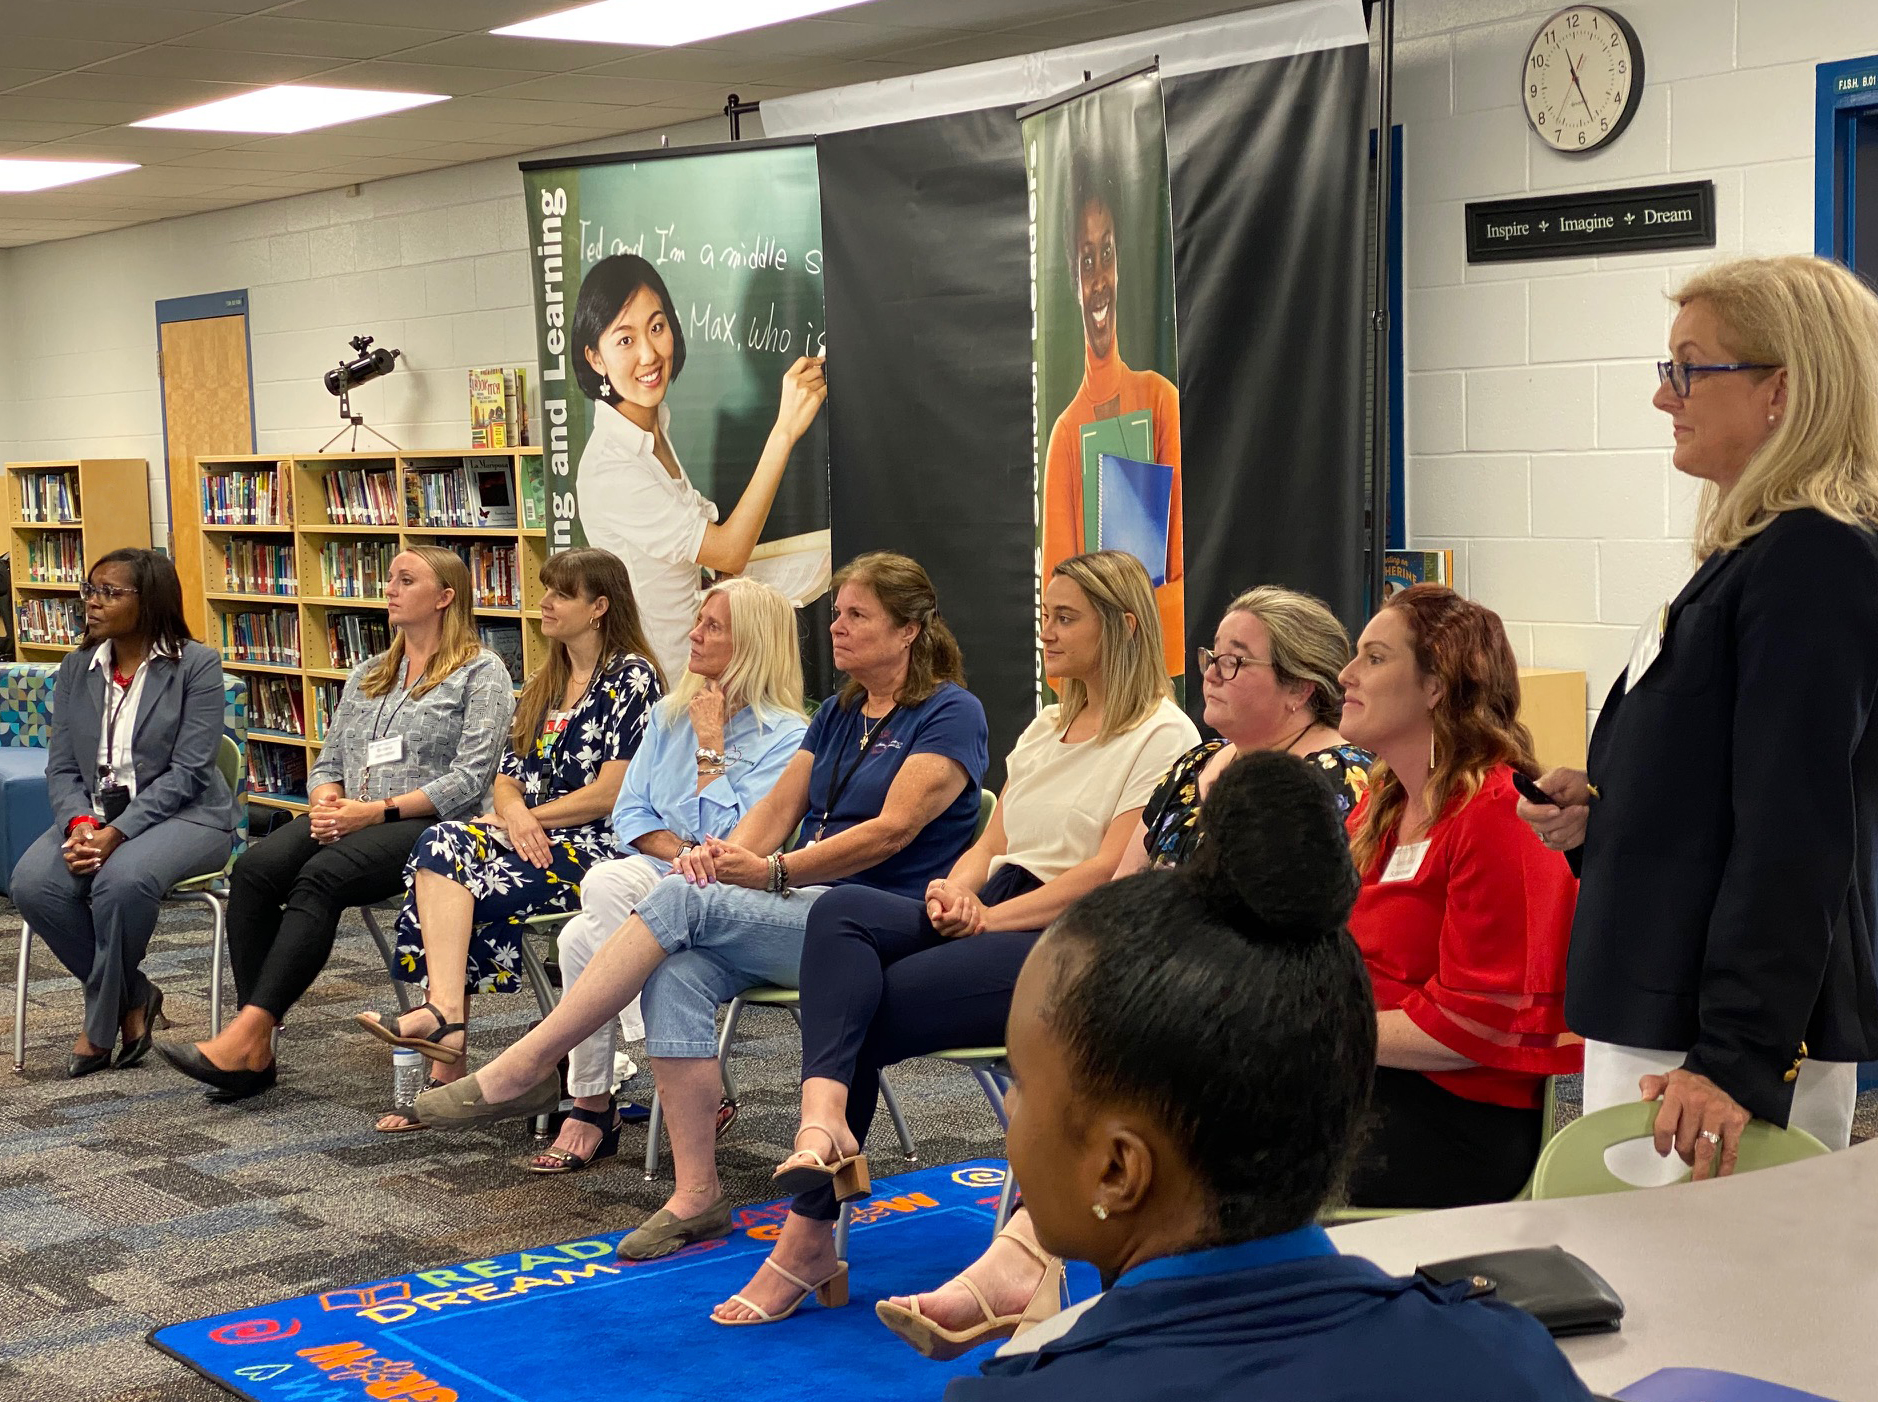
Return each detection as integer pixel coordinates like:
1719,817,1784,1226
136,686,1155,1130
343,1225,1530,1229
1349,585,1539,877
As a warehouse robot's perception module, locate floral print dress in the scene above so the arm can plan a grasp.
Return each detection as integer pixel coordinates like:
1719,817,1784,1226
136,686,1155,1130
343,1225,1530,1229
1138,737,1372,869
393,651,661,994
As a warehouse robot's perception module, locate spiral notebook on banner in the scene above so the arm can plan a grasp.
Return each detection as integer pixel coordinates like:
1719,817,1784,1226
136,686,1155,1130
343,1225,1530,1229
1092,453,1175,587
1079,409,1154,535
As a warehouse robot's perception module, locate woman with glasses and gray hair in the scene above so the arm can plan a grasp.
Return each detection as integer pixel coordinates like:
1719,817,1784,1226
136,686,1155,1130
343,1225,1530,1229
1519,255,1878,1184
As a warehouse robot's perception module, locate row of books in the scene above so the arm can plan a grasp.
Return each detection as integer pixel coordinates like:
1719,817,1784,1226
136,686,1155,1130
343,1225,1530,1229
220,609,301,667
17,471,80,524
328,612,390,670
249,674,306,736
468,367,530,449
202,467,287,526
317,540,395,600
446,540,521,608
405,457,518,529
17,596,85,645
479,622,524,685
222,541,297,596
23,533,83,585
248,746,307,800
319,467,400,527
312,679,345,742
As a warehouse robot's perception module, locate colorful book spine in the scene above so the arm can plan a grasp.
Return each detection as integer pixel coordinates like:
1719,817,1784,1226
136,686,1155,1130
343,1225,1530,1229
16,596,86,644
24,532,83,584
319,468,398,527
222,541,297,596
219,609,301,667
17,471,80,524
248,675,307,736
327,613,390,670
469,368,509,449
247,746,308,798
317,540,395,599
200,468,284,526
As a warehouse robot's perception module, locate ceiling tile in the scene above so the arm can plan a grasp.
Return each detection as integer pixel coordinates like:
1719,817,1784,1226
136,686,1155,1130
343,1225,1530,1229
3,4,243,45
0,40,145,69
276,0,542,28
391,33,624,73
309,59,556,96
84,46,347,83
0,71,64,94
0,95,150,126
681,16,955,61
167,148,336,172
168,16,459,60
12,73,261,108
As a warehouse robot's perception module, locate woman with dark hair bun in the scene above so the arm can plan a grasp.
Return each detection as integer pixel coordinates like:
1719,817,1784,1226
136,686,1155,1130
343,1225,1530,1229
570,252,828,679
11,548,238,1076
948,751,1590,1402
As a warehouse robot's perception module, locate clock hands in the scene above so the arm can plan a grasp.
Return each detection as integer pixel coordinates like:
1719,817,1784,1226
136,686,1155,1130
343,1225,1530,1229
1565,48,1598,125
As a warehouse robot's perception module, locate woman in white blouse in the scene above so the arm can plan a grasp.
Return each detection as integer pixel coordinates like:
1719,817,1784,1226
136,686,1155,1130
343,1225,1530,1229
710,549,1197,1327
571,253,827,680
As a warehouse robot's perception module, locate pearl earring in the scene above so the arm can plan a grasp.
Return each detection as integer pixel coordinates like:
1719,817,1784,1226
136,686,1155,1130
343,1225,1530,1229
1091,1204,1108,1221
1767,414,1777,425
599,378,612,399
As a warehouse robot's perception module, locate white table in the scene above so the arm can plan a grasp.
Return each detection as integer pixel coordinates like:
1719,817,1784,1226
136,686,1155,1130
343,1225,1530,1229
1328,1140,1878,1399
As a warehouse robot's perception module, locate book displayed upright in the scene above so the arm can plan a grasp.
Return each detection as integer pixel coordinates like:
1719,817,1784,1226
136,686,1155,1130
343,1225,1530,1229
1383,549,1455,597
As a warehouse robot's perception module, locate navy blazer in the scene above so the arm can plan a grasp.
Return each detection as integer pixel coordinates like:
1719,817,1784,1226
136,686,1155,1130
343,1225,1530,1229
45,639,239,841
1567,508,1878,1124
947,1253,1591,1402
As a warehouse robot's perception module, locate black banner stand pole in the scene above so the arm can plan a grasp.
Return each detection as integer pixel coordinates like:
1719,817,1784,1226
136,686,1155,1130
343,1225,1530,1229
724,93,761,142
1367,0,1396,613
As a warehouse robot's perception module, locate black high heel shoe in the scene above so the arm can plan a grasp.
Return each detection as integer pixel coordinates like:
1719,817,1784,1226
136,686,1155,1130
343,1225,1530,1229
67,1045,113,1079
156,1041,277,1102
115,984,169,1070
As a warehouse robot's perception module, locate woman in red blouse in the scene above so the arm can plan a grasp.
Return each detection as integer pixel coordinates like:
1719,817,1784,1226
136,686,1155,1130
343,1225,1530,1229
1336,584,1580,1207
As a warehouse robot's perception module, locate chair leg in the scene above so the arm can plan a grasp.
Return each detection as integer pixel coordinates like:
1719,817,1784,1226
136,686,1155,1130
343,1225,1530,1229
834,1200,851,1262
12,921,31,1073
644,1088,664,1180
994,1163,1019,1232
206,893,228,1035
359,907,415,1012
716,996,747,1107
880,1071,918,1160
519,935,557,1020
972,1066,1010,1131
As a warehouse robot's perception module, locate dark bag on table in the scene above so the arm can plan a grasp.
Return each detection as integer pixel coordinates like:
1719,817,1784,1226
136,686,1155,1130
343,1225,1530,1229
1416,1245,1624,1337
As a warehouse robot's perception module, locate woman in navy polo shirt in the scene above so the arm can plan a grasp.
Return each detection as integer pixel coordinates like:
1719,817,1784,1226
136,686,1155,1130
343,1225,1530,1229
946,752,1590,1402
415,552,988,1260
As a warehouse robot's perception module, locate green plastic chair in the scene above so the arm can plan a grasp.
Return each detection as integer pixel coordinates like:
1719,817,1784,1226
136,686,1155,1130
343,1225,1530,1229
13,735,243,1069
1531,1098,1830,1199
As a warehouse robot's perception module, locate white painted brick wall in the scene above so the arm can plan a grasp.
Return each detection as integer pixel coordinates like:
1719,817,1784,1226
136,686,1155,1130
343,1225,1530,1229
1397,0,1868,719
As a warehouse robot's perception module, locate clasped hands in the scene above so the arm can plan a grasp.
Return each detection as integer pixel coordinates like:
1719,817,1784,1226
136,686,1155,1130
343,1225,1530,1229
925,879,986,938
61,821,123,876
675,835,770,890
477,802,554,870
309,792,387,845
1514,766,1593,852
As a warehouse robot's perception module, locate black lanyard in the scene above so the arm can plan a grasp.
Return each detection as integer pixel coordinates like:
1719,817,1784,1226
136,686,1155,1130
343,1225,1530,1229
360,660,416,799
100,661,143,783
813,704,900,841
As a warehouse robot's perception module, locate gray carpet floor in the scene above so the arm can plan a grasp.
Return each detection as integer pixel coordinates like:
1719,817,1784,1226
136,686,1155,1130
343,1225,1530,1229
7,902,1876,1402
2,903,1011,1402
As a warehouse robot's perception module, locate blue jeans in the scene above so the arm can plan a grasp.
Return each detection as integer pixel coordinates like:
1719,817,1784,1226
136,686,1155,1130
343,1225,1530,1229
633,873,831,1059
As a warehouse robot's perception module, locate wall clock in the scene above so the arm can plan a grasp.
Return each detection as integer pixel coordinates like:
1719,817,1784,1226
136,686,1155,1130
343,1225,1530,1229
1522,6,1644,153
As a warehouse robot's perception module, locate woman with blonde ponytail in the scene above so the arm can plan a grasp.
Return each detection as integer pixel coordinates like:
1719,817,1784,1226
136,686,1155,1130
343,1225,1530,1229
1518,255,1878,1181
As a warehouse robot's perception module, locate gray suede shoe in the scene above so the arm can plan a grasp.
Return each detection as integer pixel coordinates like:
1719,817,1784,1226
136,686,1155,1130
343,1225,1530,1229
616,1196,733,1261
412,1068,561,1127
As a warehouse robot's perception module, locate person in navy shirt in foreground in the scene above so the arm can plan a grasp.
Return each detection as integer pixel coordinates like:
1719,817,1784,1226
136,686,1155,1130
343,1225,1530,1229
949,750,1592,1401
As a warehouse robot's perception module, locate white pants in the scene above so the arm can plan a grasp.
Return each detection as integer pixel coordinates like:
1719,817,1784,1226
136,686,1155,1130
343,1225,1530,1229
1582,1039,1857,1186
559,854,662,1099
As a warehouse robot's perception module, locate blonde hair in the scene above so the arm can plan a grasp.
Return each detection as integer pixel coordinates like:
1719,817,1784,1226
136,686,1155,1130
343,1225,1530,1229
1671,256,1878,559
512,548,663,754
831,552,966,709
659,576,806,727
361,545,482,699
1224,585,1352,728
1050,550,1171,742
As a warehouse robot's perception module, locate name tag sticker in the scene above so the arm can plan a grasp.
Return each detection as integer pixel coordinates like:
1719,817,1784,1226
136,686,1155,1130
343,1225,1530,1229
1381,840,1430,884
367,735,405,767
1624,603,1669,693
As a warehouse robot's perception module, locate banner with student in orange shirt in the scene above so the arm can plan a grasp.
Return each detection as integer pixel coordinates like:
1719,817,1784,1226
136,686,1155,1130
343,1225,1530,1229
1022,66,1184,695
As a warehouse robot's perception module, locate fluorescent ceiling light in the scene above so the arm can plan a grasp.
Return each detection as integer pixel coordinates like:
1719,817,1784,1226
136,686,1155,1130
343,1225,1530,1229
494,0,875,47
133,85,449,135
0,160,139,193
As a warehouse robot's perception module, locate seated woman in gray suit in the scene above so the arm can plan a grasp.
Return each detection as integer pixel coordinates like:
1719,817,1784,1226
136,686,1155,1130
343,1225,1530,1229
11,549,238,1079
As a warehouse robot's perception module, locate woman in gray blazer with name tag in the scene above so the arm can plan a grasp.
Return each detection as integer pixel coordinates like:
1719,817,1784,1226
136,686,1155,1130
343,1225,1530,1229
12,549,237,1079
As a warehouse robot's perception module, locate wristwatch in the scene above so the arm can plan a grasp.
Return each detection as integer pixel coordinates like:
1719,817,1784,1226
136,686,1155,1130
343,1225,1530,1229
382,800,402,822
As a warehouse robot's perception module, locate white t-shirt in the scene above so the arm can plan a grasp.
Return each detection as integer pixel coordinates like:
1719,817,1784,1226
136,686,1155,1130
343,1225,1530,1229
575,401,719,681
991,697,1198,883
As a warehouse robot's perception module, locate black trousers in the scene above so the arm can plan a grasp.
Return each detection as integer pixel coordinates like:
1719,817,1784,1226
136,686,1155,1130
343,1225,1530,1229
1345,1066,1545,1209
793,864,1044,1221
226,815,434,1021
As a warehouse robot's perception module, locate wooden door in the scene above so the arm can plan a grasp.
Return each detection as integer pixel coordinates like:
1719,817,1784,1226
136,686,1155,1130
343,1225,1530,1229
159,312,253,636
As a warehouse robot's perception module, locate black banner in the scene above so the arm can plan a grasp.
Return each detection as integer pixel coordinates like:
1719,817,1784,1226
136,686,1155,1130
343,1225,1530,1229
1467,180,1716,263
1164,46,1372,664
818,107,1036,779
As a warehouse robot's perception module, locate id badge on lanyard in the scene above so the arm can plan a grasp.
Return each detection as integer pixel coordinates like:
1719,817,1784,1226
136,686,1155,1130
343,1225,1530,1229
1624,603,1669,693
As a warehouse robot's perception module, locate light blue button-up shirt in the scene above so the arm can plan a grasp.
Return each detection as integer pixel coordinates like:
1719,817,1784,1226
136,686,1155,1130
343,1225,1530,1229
609,699,808,869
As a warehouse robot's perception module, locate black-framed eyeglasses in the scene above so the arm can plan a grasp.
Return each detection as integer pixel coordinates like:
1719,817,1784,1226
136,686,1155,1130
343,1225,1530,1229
1196,646,1273,682
79,583,138,602
1656,360,1780,397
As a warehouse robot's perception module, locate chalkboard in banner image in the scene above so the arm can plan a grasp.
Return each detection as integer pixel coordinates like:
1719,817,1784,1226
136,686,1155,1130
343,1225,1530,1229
522,142,834,691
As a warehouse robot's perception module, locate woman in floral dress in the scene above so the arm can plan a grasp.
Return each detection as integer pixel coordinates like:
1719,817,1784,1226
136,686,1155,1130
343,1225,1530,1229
360,548,662,1130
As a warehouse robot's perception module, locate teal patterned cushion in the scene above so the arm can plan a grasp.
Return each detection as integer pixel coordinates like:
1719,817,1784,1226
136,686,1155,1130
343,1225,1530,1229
222,673,249,846
0,663,58,747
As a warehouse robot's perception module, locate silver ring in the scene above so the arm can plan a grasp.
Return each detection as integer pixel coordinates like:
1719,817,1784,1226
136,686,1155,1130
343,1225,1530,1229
1699,1129,1721,1146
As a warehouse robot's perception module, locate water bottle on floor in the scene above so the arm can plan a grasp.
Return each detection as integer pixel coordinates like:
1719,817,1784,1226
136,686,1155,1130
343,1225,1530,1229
392,1048,425,1116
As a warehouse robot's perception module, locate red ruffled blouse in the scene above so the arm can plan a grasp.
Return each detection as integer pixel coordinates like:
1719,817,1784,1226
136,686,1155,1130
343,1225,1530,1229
1347,765,1583,1109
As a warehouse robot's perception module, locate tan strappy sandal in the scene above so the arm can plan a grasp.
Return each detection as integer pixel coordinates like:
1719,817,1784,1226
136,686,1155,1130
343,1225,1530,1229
874,1229,1065,1360
712,1258,850,1326
769,1123,872,1202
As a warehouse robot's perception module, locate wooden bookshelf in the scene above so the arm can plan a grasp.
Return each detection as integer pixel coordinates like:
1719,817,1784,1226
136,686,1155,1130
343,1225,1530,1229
191,448,548,814
7,458,152,661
